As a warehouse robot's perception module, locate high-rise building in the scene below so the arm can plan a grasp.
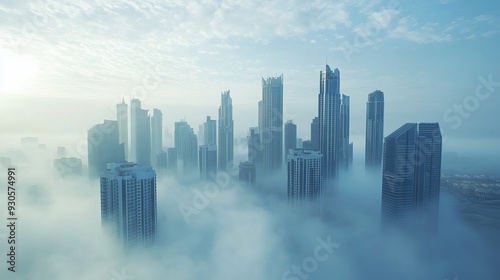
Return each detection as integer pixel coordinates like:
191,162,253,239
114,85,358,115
151,108,163,168
365,90,385,169
415,123,443,235
100,162,157,250
259,75,283,177
318,65,341,180
297,138,303,149
130,99,139,162
311,117,319,150
198,124,205,146
284,120,297,161
88,120,125,179
302,140,313,149
130,99,151,166
287,149,323,212
116,99,129,159
218,90,234,171
239,161,256,187
175,120,198,176
339,94,353,170
203,116,217,146
247,127,262,179
381,123,442,234
199,144,217,181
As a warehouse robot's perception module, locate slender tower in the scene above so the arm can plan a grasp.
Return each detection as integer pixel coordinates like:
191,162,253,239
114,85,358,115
218,90,234,171
318,65,341,180
259,75,284,177
151,108,163,168
116,99,128,159
284,120,297,160
365,90,384,169
381,123,442,235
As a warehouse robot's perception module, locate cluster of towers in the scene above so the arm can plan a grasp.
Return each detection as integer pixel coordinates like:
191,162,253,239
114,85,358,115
89,90,234,250
90,63,442,250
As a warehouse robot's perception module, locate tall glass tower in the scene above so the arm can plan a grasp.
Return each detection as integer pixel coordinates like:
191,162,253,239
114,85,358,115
318,65,341,180
116,99,128,160
130,99,151,166
175,120,198,176
340,94,352,170
218,90,234,171
381,123,442,234
284,120,297,160
365,90,385,169
151,108,163,168
259,75,283,177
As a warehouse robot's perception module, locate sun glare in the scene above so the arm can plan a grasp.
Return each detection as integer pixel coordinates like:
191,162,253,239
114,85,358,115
0,49,39,93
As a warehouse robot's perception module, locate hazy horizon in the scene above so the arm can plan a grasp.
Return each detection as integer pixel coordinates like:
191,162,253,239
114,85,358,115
1,0,499,279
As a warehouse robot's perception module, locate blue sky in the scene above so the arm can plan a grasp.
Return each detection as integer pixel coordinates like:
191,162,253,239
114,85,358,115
0,0,499,154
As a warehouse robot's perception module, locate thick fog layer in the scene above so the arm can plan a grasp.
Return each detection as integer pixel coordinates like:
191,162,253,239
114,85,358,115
0,148,498,280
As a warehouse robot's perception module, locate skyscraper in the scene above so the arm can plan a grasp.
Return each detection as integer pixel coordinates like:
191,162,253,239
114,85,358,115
318,65,341,180
151,108,163,168
284,120,297,160
199,144,217,181
310,117,319,150
247,127,262,179
415,123,443,235
100,162,157,250
198,124,205,146
296,138,303,148
116,99,128,159
381,123,442,234
88,120,125,179
339,94,353,170
259,75,284,177
218,90,234,171
365,90,385,169
239,161,256,187
175,120,198,176
203,116,217,146
130,99,151,166
287,149,323,212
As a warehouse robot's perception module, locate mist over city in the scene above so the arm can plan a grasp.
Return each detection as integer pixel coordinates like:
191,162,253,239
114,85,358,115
1,0,500,280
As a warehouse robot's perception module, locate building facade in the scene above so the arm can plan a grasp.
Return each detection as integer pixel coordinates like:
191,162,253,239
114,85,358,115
131,99,151,166
88,120,125,178
365,90,385,169
175,120,198,176
287,149,323,212
339,94,353,170
100,162,157,250
259,75,284,177
284,120,297,160
239,161,256,187
151,108,163,168
381,123,442,234
116,99,128,159
199,144,217,181
318,65,341,180
218,90,234,171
